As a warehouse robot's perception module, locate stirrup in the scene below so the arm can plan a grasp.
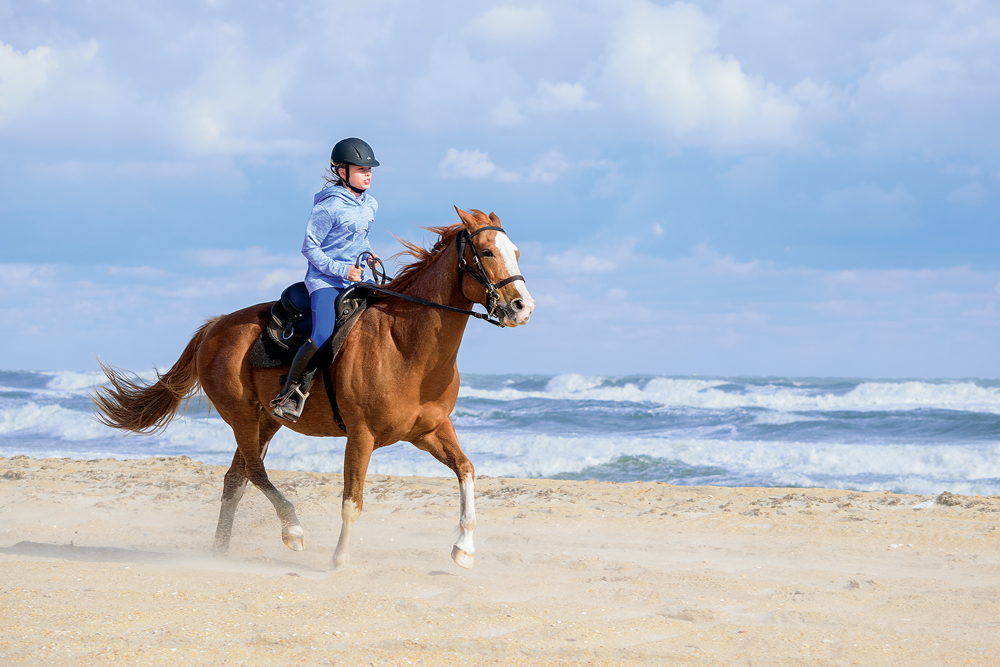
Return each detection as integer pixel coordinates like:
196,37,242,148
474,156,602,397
270,384,310,423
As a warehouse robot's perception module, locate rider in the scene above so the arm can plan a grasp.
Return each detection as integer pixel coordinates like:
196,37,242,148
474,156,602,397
271,137,381,422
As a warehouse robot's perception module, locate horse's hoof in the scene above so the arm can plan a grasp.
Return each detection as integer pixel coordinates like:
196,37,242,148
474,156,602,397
451,545,475,569
332,553,349,569
283,525,304,551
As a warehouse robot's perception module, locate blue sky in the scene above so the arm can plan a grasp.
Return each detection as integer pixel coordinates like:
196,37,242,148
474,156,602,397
1,0,998,377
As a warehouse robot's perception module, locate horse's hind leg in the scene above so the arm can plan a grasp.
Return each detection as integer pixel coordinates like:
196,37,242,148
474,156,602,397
215,415,301,551
411,420,477,569
241,419,304,551
213,449,249,553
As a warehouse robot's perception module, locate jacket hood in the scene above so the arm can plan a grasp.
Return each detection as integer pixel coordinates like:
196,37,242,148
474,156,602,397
314,185,368,206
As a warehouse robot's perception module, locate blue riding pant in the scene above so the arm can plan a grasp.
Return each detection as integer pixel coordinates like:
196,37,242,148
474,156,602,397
309,286,340,347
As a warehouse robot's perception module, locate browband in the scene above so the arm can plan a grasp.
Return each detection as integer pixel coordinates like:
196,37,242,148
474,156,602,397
469,225,505,236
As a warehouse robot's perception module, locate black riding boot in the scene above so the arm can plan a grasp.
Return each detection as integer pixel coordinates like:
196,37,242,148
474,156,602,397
270,339,319,423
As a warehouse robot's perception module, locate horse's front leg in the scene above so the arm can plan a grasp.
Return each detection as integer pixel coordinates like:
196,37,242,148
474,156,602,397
333,433,374,569
411,420,477,569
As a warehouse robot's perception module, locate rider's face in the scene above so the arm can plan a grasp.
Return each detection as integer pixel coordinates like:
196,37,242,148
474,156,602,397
340,165,372,192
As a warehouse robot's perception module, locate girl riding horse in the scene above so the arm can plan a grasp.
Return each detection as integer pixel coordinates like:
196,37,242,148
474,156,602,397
271,137,382,422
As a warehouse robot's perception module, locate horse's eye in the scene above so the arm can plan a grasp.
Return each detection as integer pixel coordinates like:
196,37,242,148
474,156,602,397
481,249,494,257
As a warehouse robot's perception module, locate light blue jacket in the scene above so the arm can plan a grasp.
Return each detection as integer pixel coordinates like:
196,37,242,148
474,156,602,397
302,185,378,293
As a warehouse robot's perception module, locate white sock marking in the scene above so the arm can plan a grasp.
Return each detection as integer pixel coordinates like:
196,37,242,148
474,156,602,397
455,474,477,554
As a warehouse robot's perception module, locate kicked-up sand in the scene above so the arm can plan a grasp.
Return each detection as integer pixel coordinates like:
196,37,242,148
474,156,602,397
1,455,998,665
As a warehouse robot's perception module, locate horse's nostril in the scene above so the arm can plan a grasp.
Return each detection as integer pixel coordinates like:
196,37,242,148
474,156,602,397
511,299,524,311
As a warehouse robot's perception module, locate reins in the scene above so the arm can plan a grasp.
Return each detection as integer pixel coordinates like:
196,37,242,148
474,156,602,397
353,226,523,328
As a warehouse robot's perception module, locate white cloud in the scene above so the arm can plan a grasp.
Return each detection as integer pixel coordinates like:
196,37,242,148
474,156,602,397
527,81,596,113
1,20,311,167
4,0,996,185
405,40,523,131
0,263,57,288
603,1,803,149
852,5,1000,156
527,149,570,183
470,6,551,44
0,38,114,128
0,40,285,205
788,77,847,126
544,238,637,275
169,23,307,157
490,98,526,127
313,4,396,69
488,80,595,128
878,53,964,96
0,42,55,119
438,148,574,184
439,148,515,182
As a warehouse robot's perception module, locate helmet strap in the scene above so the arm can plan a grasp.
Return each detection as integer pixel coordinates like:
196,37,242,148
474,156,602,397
340,164,366,195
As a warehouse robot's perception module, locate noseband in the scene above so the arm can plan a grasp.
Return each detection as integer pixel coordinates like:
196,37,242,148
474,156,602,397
457,226,525,318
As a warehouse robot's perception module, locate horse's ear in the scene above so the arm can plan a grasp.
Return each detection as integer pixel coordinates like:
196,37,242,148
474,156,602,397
454,205,475,229
488,211,500,225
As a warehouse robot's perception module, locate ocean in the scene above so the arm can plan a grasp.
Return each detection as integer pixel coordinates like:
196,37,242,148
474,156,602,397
2,370,999,496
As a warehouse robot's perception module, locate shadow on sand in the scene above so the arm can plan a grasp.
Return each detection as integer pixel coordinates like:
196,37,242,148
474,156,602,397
0,540,327,576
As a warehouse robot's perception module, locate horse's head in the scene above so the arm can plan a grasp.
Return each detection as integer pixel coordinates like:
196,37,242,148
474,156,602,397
454,206,535,327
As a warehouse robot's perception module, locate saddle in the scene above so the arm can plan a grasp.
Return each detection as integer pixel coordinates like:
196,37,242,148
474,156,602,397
250,282,376,432
249,281,375,369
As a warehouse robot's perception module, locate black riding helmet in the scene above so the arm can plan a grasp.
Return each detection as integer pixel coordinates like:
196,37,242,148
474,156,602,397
331,137,378,194
331,137,379,168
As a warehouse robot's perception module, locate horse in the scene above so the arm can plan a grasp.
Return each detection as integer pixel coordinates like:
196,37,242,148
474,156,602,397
92,207,535,569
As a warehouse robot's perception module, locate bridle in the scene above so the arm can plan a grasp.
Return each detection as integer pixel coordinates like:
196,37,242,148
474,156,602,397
456,225,525,320
355,225,525,328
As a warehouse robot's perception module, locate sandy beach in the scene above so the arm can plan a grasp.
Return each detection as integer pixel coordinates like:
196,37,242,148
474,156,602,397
1,455,998,665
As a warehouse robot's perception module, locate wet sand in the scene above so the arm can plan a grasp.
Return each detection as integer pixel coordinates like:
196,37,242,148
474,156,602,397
1,455,999,665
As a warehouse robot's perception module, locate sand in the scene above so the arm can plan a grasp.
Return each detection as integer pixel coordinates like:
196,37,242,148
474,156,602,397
1,455,998,665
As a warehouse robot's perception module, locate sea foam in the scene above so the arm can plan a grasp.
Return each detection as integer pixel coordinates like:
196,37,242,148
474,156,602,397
1,370,998,495
461,374,1000,413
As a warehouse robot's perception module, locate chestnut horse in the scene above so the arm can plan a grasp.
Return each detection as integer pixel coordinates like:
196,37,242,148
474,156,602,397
93,207,535,569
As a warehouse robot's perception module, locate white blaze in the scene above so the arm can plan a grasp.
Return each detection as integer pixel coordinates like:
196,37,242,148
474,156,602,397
493,232,535,324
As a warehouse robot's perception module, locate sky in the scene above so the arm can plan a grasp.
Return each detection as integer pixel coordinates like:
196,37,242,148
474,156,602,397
1,0,998,377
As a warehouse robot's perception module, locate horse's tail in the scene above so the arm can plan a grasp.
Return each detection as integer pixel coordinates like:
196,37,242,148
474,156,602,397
92,317,220,434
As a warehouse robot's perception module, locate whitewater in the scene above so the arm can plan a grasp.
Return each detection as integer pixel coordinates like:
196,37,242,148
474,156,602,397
2,370,999,495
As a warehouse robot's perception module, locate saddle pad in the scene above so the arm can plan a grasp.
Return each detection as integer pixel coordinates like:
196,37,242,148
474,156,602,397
249,284,374,369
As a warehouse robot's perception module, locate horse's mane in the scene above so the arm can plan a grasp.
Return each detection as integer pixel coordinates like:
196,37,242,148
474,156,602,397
387,224,463,292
